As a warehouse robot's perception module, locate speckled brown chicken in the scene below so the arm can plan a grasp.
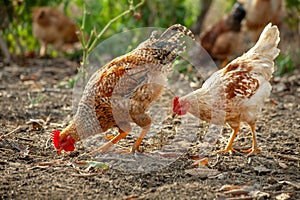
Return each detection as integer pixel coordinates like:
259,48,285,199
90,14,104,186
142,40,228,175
51,24,195,155
173,23,280,156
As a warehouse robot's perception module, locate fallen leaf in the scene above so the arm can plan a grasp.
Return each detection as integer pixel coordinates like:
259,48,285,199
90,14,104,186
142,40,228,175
32,121,43,130
218,184,244,192
20,74,38,81
72,160,109,172
125,194,140,200
278,162,288,169
253,166,271,174
185,168,220,178
279,154,300,161
217,184,268,199
71,173,101,177
27,119,47,130
192,157,209,167
223,188,249,195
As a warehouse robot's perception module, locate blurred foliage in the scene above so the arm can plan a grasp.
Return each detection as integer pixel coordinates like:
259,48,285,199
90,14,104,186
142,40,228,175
1,0,65,56
1,0,299,77
285,0,300,30
73,0,201,36
78,0,145,65
275,49,299,76
278,0,300,75
1,0,202,57
172,59,194,81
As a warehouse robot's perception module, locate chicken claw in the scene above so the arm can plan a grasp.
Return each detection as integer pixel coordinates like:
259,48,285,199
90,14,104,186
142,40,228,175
88,130,129,155
218,147,238,155
242,147,260,157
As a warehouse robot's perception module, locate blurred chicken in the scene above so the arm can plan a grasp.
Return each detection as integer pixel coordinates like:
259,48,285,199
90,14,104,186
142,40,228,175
240,0,283,42
51,24,194,155
173,23,280,156
32,6,79,57
0,0,13,64
201,2,246,65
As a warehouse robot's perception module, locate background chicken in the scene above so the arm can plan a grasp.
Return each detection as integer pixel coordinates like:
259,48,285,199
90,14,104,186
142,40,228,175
51,24,194,155
173,23,280,156
200,2,246,65
32,6,79,57
240,0,283,42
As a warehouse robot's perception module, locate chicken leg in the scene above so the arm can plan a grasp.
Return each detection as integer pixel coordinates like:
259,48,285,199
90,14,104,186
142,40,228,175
219,123,240,154
129,105,153,153
242,124,260,156
131,124,151,153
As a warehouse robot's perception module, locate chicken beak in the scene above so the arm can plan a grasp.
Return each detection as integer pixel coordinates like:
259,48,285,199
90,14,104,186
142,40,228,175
172,112,177,118
56,147,63,155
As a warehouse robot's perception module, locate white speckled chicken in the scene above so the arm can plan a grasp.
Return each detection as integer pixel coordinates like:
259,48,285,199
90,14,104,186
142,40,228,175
51,24,194,155
173,23,280,156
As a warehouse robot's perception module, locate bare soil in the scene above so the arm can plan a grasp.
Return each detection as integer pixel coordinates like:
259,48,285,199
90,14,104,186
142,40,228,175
0,58,299,199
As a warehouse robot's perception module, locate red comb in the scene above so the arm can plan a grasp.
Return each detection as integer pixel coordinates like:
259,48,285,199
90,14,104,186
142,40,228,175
51,130,60,149
173,96,189,115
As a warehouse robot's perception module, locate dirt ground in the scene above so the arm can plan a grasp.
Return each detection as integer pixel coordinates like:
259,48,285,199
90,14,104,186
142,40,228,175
0,55,299,200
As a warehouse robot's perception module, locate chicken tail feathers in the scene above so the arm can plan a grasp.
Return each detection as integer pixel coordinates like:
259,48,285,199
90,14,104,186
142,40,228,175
238,23,281,80
248,23,280,60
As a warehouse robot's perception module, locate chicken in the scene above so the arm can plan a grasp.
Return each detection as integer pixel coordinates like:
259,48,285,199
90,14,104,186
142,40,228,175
32,6,79,57
51,24,194,155
173,23,280,156
240,0,283,42
0,1,12,64
201,2,246,64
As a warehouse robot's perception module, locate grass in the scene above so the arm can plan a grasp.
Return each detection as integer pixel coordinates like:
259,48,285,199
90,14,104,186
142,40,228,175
27,92,45,108
275,49,299,76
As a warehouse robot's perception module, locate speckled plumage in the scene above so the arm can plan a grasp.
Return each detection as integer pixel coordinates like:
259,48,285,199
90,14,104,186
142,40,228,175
58,24,195,153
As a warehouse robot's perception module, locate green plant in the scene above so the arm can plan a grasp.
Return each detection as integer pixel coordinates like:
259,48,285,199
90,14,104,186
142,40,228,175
78,0,146,66
68,77,77,88
285,0,300,30
27,92,45,108
275,51,296,76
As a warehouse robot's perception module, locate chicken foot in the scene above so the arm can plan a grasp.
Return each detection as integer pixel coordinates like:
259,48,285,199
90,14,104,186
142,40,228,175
88,128,129,155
